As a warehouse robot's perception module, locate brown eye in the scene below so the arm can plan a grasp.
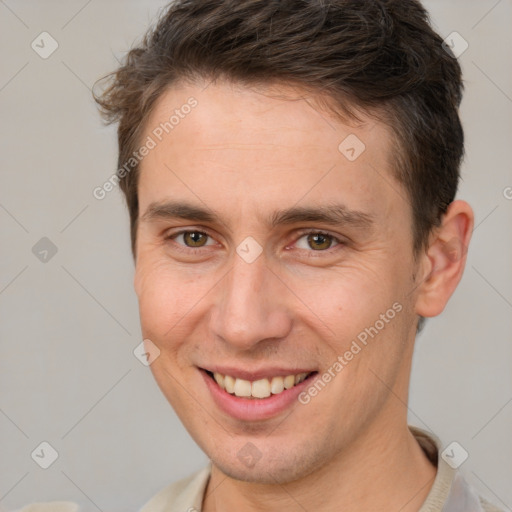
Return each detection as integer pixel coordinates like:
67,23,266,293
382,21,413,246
182,231,209,247
293,231,342,252
306,233,333,250
166,229,217,255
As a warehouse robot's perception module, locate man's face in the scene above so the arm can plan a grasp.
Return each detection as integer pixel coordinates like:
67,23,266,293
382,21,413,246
134,80,421,483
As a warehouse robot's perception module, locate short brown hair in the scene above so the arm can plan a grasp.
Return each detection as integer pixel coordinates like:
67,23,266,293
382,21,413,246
95,0,463,264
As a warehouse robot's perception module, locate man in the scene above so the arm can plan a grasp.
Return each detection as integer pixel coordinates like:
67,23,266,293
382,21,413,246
17,0,504,511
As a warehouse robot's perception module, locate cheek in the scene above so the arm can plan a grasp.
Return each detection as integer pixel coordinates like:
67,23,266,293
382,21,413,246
135,258,193,338
134,253,222,353
295,264,389,320
295,260,409,359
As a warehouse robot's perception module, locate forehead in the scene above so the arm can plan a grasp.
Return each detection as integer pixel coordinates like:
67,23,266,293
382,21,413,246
137,80,404,228
144,79,391,152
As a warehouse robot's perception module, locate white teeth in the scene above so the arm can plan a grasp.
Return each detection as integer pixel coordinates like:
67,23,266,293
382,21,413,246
224,374,235,394
295,372,308,384
284,375,295,389
251,379,271,398
211,371,311,398
213,372,224,387
233,378,252,397
270,376,284,394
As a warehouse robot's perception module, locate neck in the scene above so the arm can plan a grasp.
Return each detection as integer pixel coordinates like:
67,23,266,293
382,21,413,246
203,414,437,512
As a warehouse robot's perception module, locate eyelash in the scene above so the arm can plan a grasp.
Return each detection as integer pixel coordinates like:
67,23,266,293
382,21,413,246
165,229,345,255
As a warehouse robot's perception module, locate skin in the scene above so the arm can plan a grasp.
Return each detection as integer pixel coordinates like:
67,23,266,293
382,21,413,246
134,79,474,512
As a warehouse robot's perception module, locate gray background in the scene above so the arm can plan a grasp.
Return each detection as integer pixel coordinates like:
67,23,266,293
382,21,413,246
0,0,511,511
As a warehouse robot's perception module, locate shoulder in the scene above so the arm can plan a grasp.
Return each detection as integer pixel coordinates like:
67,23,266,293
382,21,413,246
139,465,211,512
480,496,506,512
10,467,210,512
409,426,505,512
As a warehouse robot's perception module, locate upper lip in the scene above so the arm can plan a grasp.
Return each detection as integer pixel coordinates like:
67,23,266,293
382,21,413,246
201,366,317,381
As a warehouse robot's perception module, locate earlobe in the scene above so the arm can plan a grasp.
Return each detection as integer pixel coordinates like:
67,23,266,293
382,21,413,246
414,200,474,318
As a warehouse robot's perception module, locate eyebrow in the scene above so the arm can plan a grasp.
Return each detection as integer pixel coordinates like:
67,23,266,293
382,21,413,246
140,200,375,230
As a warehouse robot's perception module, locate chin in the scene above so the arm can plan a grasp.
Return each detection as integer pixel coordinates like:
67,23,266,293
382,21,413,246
208,442,324,485
216,461,304,485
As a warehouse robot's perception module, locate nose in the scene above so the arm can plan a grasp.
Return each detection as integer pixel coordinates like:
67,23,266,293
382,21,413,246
209,253,293,351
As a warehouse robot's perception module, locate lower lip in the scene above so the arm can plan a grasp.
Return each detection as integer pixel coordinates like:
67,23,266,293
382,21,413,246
200,370,317,421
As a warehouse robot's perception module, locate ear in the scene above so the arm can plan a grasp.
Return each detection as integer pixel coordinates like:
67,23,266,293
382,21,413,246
414,200,474,318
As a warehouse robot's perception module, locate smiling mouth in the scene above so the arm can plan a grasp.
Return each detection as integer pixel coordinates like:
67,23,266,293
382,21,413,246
205,370,317,399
